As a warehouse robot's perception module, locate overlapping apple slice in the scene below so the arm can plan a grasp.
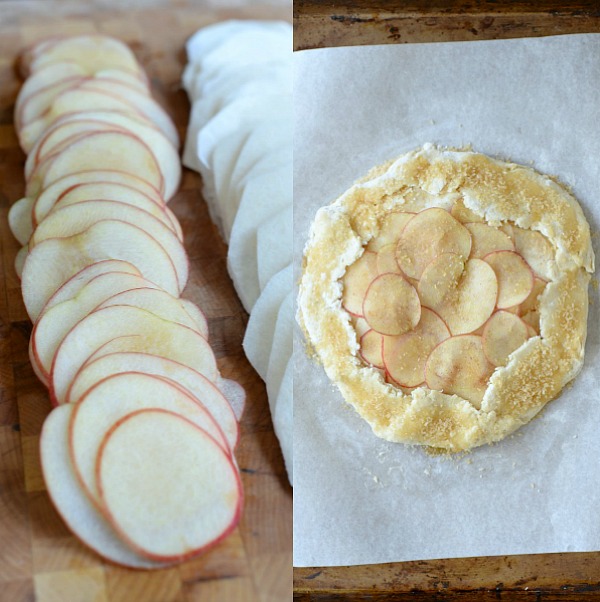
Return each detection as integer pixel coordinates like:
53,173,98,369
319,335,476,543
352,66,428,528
396,207,472,279
383,308,450,387
483,250,534,309
425,335,494,407
482,311,530,367
50,305,219,405
341,251,377,316
67,352,238,449
96,408,241,562
418,254,498,335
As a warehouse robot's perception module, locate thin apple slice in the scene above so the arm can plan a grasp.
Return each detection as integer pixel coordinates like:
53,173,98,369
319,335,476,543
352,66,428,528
28,112,181,200
341,251,377,317
520,277,547,315
359,330,384,368
40,404,172,569
425,335,494,408
482,310,530,367
51,305,219,404
51,182,179,238
521,310,540,335
22,221,181,321
418,254,498,335
30,201,188,291
98,288,207,336
52,80,178,146
396,208,472,279
32,272,159,380
29,35,143,77
40,260,142,316
27,131,164,198
32,170,162,229
366,211,414,252
376,243,402,275
15,245,28,279
67,352,238,448
363,273,421,336
8,197,34,245
465,223,514,258
483,250,534,309
70,373,230,504
351,316,371,340
511,227,555,281
383,307,450,387
96,408,241,562
179,300,209,340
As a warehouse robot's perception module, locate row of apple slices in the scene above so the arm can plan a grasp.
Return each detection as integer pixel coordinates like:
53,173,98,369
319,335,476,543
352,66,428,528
12,35,243,567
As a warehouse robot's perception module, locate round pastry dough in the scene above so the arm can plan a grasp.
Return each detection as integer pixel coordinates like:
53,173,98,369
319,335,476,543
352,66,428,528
298,144,594,451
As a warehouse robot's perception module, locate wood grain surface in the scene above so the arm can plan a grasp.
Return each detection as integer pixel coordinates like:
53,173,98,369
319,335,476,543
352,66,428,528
293,1,600,600
0,2,292,601
293,0,600,50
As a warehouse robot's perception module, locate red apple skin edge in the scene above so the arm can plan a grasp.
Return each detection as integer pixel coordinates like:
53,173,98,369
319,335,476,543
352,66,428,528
94,408,243,563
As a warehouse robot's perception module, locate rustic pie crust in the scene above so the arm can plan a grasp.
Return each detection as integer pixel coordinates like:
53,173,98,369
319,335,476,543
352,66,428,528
297,145,594,451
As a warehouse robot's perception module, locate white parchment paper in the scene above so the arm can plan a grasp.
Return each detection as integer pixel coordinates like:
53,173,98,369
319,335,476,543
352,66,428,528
293,34,600,567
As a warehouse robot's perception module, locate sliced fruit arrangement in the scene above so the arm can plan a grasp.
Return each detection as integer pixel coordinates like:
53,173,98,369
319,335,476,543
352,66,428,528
11,34,245,568
345,203,551,406
182,21,292,483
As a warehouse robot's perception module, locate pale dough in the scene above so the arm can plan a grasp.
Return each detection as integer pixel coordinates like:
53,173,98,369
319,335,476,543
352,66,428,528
297,144,594,451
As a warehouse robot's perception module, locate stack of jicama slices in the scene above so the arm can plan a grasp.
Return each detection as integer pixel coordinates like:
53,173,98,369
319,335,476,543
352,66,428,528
183,21,292,483
9,34,245,567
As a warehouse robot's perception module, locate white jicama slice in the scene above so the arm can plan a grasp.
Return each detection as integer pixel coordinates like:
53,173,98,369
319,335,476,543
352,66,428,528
51,305,219,405
376,243,402,275
425,335,494,408
383,308,450,387
26,131,164,198
96,408,241,562
70,373,230,503
266,291,293,407
418,254,498,335
28,113,181,200
98,287,206,335
32,170,162,227
51,182,179,237
359,330,384,369
8,197,34,245
21,221,180,321
29,201,188,291
67,352,238,448
482,310,530,367
40,260,142,316
29,35,143,75
366,211,414,252
511,227,555,281
341,251,378,317
396,208,472,279
31,272,159,380
363,273,421,336
243,264,292,381
40,404,172,569
227,164,291,311
464,223,514,258
483,250,534,309
256,205,292,292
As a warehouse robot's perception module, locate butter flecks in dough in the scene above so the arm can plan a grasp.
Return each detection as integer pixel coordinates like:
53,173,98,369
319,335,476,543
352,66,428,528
297,144,594,451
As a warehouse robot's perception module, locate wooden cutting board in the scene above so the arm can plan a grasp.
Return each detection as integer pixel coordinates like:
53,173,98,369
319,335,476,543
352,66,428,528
0,2,291,601
293,2,600,600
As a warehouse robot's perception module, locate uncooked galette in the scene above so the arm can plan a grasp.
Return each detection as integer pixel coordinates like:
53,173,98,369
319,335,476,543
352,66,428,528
297,145,594,451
